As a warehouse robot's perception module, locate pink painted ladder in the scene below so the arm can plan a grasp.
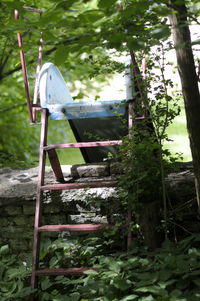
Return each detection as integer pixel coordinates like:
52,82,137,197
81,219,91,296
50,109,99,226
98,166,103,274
14,8,134,300
31,108,132,299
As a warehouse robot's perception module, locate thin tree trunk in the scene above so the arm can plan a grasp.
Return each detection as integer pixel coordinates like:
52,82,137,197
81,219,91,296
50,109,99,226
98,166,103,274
168,0,200,207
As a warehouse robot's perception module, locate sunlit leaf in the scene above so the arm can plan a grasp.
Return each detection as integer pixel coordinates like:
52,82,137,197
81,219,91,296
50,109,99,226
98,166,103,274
98,0,117,9
54,46,69,65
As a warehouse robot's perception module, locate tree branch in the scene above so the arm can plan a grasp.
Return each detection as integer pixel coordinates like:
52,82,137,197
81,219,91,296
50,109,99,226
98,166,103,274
0,46,57,81
0,103,26,114
0,33,85,81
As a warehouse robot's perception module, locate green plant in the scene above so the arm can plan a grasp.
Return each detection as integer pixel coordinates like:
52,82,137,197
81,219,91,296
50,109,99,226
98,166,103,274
1,235,200,301
0,244,33,301
78,235,200,301
118,45,181,247
35,235,200,301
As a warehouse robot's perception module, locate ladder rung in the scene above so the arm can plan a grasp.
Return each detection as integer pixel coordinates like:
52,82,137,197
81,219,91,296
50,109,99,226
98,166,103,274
35,267,97,276
40,180,118,191
43,140,122,150
38,224,107,232
135,116,146,120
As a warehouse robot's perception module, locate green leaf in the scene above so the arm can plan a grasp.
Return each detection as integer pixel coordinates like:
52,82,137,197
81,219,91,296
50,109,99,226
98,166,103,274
98,0,116,9
113,278,131,290
127,39,144,51
41,277,53,291
79,10,104,23
120,294,138,300
53,295,70,301
15,287,34,298
54,46,69,65
41,291,51,301
138,296,154,301
150,25,170,39
193,279,200,287
42,31,56,42
183,270,200,279
0,266,5,281
56,0,77,9
158,270,172,281
70,292,81,301
109,261,121,273
135,285,166,295
83,269,99,276
0,245,9,256
49,256,59,267
0,281,17,293
7,266,29,279
40,11,63,25
170,289,182,298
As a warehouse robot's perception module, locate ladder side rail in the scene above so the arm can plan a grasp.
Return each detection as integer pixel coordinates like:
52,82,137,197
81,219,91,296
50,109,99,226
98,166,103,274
31,109,48,291
32,35,43,121
14,10,34,124
47,149,65,183
15,8,43,123
33,39,43,105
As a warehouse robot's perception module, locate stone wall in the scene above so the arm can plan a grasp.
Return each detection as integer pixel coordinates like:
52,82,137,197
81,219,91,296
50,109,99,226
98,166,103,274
0,164,120,253
0,162,199,254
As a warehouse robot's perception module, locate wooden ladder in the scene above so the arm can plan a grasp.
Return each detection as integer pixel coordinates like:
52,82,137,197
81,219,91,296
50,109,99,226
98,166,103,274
31,107,133,300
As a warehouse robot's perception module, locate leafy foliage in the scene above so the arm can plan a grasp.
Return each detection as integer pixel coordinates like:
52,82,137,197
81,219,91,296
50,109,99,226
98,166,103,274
34,235,200,300
0,1,200,300
1,234,200,301
0,0,199,167
118,46,181,245
0,0,187,167
0,244,33,301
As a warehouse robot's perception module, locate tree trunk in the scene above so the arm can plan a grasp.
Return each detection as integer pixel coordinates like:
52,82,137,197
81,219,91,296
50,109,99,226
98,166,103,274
139,200,164,250
168,0,200,207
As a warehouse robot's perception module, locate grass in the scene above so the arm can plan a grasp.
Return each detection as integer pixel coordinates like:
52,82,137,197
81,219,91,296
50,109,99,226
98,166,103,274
46,106,192,165
166,109,192,162
47,120,84,165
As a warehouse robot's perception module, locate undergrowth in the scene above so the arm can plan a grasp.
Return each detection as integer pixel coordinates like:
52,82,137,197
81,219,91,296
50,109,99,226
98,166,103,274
1,234,200,301
0,245,33,301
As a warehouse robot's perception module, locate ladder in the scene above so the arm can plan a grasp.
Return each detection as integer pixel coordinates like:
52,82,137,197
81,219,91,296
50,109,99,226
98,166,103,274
14,8,135,300
31,107,132,292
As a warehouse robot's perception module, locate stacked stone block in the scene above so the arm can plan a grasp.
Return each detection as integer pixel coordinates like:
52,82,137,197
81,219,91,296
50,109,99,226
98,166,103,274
0,164,119,253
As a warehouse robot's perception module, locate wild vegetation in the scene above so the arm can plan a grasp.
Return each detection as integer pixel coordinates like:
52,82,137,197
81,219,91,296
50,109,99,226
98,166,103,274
0,0,200,300
1,0,199,166
1,234,200,301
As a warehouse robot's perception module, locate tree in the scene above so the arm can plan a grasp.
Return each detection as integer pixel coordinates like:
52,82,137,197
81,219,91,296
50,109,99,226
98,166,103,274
168,0,200,207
